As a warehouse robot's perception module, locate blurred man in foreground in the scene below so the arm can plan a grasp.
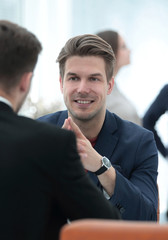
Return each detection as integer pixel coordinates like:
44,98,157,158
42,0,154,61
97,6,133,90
0,21,120,240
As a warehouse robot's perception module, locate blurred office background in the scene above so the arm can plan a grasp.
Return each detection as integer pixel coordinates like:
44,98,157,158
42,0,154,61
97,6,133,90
1,0,168,222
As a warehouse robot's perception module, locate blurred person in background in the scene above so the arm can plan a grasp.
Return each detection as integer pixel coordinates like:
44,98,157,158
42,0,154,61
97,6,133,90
143,84,168,158
96,30,141,125
143,84,168,222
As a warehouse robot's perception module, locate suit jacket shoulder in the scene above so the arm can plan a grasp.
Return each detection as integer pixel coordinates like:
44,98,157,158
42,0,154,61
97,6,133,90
38,110,68,127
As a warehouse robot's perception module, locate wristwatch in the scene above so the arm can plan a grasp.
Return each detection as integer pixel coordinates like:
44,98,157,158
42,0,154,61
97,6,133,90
94,156,112,175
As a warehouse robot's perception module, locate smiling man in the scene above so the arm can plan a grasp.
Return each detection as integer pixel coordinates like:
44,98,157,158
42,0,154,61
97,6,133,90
38,34,158,221
60,55,112,128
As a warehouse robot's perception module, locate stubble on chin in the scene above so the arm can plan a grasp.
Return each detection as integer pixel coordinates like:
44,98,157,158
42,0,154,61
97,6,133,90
68,107,101,122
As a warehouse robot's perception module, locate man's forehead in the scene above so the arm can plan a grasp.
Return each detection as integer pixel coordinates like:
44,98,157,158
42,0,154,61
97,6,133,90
64,55,106,73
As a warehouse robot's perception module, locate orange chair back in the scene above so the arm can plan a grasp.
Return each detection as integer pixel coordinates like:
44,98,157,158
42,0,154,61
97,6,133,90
59,219,168,240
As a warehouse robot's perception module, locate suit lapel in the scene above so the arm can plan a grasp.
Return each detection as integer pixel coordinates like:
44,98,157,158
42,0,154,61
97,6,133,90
94,110,119,160
88,111,119,185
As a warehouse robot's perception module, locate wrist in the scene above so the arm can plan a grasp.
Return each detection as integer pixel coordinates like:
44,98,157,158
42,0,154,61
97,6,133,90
94,156,112,176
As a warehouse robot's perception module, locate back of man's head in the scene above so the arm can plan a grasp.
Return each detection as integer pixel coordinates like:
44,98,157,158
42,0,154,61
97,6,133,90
0,20,42,91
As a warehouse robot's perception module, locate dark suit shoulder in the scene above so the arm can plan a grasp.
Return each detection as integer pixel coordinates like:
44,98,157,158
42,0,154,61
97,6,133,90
107,111,151,136
37,110,68,127
37,110,62,122
161,84,168,92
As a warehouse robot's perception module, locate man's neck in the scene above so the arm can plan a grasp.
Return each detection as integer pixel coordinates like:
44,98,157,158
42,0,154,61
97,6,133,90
70,112,106,139
0,88,20,113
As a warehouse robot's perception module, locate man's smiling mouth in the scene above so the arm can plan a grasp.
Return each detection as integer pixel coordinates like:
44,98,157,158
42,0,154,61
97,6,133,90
75,99,95,104
76,100,92,104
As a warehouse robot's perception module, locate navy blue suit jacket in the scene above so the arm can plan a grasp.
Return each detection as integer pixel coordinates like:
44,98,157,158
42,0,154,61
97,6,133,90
38,110,158,221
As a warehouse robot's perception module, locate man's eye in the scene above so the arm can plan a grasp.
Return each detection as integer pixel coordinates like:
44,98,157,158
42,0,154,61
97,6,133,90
69,77,78,81
90,77,99,81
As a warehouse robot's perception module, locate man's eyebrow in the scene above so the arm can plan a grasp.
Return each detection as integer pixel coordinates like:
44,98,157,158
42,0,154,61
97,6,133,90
65,72,103,77
90,73,103,77
66,72,78,76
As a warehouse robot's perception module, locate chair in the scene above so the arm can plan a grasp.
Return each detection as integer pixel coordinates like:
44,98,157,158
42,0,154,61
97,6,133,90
59,219,168,240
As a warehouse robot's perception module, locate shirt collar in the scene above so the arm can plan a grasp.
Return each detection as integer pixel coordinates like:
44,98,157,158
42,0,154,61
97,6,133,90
0,96,13,108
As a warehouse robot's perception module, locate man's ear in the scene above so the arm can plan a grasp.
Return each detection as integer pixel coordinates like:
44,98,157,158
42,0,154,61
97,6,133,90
107,77,114,95
59,76,63,93
20,72,33,93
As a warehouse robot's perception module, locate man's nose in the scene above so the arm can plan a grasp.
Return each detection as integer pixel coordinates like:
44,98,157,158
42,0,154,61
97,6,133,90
77,80,90,93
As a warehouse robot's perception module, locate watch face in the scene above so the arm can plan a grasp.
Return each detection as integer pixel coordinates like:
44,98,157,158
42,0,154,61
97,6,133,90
102,157,111,168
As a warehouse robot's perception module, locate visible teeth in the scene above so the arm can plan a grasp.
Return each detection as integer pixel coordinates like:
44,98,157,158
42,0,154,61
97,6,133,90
77,100,90,104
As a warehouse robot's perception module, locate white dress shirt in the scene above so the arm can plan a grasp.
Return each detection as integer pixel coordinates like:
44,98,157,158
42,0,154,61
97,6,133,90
0,96,13,108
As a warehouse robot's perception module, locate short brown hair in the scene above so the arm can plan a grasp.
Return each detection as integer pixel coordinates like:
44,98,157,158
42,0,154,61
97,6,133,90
0,20,42,89
56,34,115,82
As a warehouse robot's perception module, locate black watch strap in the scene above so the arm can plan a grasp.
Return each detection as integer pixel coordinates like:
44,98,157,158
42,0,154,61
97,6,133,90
94,166,108,176
94,157,111,176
